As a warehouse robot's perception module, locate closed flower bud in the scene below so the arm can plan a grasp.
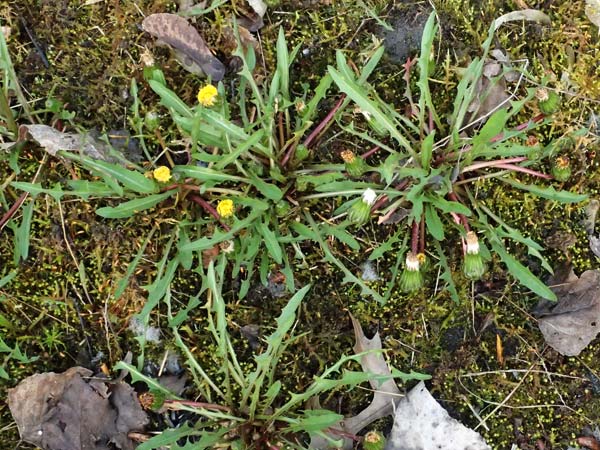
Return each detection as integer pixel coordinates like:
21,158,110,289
363,431,386,450
463,231,486,279
551,155,571,182
295,144,309,162
341,150,368,178
144,111,160,132
347,188,377,225
536,88,560,115
399,251,423,292
139,391,165,411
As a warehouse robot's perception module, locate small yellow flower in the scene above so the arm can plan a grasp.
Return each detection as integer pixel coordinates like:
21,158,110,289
197,84,218,107
153,166,171,183
216,199,234,218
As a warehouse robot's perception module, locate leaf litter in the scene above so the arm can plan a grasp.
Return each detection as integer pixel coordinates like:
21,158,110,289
142,13,226,80
8,366,148,450
311,315,490,449
534,266,600,356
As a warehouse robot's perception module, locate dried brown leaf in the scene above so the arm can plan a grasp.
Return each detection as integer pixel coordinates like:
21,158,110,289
310,315,400,449
20,124,113,162
8,367,148,450
142,13,225,80
535,269,600,356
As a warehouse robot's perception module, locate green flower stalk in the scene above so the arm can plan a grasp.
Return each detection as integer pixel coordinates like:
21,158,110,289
341,150,369,178
536,88,560,115
363,431,386,450
551,155,571,182
348,188,377,225
463,231,486,280
399,251,423,292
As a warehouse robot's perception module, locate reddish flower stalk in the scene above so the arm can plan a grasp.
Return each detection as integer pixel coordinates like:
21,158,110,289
163,399,231,412
371,194,388,212
281,94,347,167
411,219,419,254
419,215,426,254
434,113,546,165
360,145,380,159
189,194,230,231
325,427,362,441
492,164,552,179
461,157,527,173
448,192,470,231
0,192,27,231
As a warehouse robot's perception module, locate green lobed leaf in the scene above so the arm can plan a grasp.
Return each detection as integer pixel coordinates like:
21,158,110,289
421,131,435,169
96,191,174,219
429,196,472,216
276,27,290,100
425,204,445,240
323,223,360,250
114,361,177,397
472,108,509,147
287,410,344,433
328,66,413,154
489,238,556,300
11,182,64,201
173,165,247,183
501,178,588,203
64,154,157,194
15,199,34,263
256,220,283,264
248,173,283,201
148,79,193,118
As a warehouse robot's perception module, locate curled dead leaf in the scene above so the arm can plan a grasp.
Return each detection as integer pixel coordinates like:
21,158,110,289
142,13,225,80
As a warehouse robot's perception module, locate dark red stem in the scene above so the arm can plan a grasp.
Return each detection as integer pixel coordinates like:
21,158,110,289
411,219,419,254
0,192,27,231
281,94,347,168
371,194,388,212
493,163,552,179
304,95,346,148
189,194,231,231
448,191,470,231
360,145,380,159
435,113,546,165
419,215,425,254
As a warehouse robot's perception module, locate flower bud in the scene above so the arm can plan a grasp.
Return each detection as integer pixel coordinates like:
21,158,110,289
399,251,423,292
363,431,386,450
347,188,377,225
463,231,485,280
295,144,309,162
551,155,571,182
341,150,368,178
536,88,560,115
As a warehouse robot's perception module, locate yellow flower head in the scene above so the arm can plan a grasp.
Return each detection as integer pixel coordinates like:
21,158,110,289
153,166,171,183
197,84,218,107
216,199,234,218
